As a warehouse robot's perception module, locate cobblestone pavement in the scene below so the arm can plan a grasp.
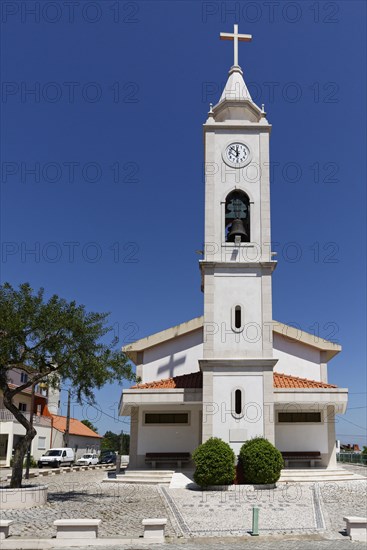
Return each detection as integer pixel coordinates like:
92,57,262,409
1,468,366,541
161,476,367,538
338,463,367,476
0,470,177,538
54,540,367,550
320,479,367,538
162,484,322,536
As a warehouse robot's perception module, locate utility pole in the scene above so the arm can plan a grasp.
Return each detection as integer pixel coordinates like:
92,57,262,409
120,429,124,455
64,388,71,447
25,383,35,479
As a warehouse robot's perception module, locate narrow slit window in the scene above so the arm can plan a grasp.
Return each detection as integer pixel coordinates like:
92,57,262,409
235,389,242,415
235,306,242,329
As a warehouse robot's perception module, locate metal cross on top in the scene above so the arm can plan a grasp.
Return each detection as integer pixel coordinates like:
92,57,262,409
220,24,252,67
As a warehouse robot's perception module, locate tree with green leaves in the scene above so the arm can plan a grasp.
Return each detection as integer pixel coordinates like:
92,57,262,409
101,430,130,454
0,282,135,488
81,419,99,434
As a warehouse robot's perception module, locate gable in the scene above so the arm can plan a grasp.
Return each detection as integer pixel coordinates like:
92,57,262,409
124,317,341,384
131,370,337,390
51,415,102,438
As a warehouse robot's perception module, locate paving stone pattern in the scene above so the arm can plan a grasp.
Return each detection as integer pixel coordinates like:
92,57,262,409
162,483,322,536
0,466,366,542
0,470,176,538
56,540,367,550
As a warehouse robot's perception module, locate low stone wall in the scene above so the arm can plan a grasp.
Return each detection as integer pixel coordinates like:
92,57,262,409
0,484,48,510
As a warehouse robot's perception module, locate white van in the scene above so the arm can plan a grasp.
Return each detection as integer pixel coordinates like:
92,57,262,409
38,448,74,468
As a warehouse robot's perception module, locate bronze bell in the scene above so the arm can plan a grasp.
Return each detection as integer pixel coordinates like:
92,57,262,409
227,218,248,242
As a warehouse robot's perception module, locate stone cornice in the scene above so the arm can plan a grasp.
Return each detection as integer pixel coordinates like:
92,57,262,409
203,122,271,132
199,260,277,272
199,358,278,371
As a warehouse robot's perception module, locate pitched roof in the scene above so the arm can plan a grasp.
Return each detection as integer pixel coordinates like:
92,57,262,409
132,371,203,389
219,66,253,103
131,371,337,390
51,415,102,438
273,372,337,389
123,316,341,363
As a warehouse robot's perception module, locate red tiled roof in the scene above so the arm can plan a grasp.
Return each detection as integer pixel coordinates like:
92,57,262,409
273,372,337,389
132,371,203,389
132,371,337,390
51,415,102,438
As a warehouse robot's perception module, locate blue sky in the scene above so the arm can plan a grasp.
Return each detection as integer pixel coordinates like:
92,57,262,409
1,1,366,445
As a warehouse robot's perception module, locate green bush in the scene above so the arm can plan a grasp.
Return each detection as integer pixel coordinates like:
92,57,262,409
239,437,284,485
192,437,235,487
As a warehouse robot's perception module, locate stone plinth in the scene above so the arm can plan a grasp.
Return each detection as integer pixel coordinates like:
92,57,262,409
343,516,367,542
54,519,101,539
0,520,13,539
142,518,167,542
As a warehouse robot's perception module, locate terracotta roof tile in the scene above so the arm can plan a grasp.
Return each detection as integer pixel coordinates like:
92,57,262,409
131,371,203,389
51,415,102,438
132,371,337,390
273,372,337,389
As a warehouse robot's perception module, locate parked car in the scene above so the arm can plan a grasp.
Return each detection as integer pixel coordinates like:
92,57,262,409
99,451,116,464
38,448,74,468
76,453,99,466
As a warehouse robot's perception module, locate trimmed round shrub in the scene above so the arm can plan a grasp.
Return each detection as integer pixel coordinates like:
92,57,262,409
192,437,235,487
239,437,284,485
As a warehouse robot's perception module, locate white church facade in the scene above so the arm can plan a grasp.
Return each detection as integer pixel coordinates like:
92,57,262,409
119,27,348,470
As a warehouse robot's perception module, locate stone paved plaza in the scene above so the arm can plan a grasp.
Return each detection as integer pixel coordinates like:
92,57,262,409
0,465,366,543
52,541,367,550
0,469,177,538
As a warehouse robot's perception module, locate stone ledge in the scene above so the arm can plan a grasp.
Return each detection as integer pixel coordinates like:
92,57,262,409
54,519,101,539
0,520,13,540
0,536,168,548
142,518,167,541
142,519,167,526
343,516,367,542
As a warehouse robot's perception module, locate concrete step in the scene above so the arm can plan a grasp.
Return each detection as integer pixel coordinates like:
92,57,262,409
121,470,174,477
113,476,172,484
281,468,353,476
104,469,175,484
104,476,173,484
279,468,365,482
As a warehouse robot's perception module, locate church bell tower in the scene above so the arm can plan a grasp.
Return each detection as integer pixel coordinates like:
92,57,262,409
199,27,278,452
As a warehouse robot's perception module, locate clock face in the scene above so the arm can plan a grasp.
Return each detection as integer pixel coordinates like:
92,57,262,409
225,142,250,166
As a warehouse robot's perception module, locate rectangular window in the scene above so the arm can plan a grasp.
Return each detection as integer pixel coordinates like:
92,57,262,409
278,412,322,423
144,413,189,425
38,436,46,450
18,403,27,412
20,372,28,383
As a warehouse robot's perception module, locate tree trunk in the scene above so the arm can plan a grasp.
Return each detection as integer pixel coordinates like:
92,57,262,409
2,391,37,489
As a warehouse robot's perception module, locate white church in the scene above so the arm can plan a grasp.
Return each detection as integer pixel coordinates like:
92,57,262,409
120,27,348,472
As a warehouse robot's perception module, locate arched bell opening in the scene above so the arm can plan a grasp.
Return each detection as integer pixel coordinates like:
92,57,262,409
225,190,250,243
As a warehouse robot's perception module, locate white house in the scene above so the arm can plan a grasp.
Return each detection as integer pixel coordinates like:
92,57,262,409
119,26,348,470
0,370,102,466
49,415,102,459
0,369,59,467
